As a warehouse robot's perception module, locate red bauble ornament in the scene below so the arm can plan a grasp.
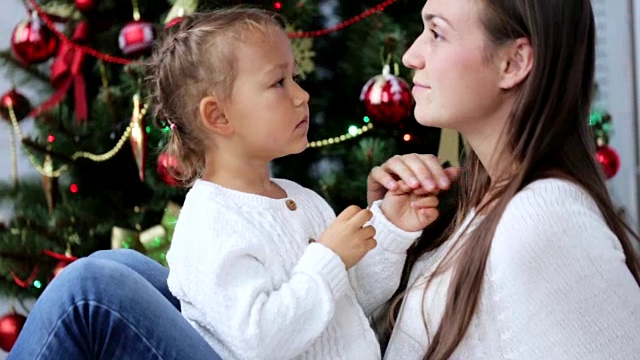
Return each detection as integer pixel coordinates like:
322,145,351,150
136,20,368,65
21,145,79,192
0,89,31,122
359,64,413,127
11,11,58,65
118,20,155,57
75,0,97,15
0,311,26,352
157,152,182,186
595,145,620,179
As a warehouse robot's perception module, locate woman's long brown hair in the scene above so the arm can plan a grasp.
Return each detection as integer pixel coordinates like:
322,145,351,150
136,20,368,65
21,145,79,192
380,1,640,359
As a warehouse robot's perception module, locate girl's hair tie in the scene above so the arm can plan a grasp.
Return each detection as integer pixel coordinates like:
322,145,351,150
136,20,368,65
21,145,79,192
166,119,178,131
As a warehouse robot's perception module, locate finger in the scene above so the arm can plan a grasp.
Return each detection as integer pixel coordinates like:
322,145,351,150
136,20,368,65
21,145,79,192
358,224,376,240
364,237,377,251
411,195,439,209
369,166,400,191
406,186,434,196
392,180,414,194
418,154,450,190
420,208,440,225
389,181,438,197
380,155,422,189
444,166,461,182
350,209,373,227
367,167,399,205
337,205,362,220
398,153,439,191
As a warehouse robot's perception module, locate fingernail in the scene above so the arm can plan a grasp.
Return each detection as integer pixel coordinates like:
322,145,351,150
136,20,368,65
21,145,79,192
409,177,420,187
423,179,436,191
386,180,397,189
439,178,450,188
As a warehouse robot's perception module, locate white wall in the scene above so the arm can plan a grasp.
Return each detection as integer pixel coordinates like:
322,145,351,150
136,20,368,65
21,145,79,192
593,0,639,232
629,0,640,233
0,0,40,204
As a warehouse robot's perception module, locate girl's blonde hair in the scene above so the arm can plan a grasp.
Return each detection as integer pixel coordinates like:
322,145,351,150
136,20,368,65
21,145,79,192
146,7,285,185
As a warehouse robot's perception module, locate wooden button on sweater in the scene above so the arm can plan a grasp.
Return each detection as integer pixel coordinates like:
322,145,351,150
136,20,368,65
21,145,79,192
286,199,297,211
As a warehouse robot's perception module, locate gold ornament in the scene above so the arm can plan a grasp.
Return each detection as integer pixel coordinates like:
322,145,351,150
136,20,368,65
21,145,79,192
41,155,58,214
287,25,315,80
8,122,17,189
165,0,198,24
111,201,181,266
6,91,146,180
129,93,147,182
41,3,82,20
111,226,146,252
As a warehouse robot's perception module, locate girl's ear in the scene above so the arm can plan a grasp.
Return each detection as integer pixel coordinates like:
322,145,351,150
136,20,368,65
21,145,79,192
199,95,233,136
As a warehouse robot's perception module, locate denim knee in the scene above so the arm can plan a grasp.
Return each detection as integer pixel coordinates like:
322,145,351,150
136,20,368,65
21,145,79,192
89,248,146,262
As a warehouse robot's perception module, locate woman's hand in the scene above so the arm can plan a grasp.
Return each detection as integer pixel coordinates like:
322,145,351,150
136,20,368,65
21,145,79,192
367,154,460,206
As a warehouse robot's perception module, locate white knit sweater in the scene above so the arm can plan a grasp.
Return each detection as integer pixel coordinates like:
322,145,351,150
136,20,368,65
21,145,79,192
166,178,421,360
384,178,640,360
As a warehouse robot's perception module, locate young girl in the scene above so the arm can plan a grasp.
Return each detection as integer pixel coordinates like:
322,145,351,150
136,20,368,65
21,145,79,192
146,8,452,360
7,8,456,359
366,0,640,359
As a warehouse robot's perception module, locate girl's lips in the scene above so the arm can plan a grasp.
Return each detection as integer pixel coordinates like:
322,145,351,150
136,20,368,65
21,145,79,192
296,116,309,129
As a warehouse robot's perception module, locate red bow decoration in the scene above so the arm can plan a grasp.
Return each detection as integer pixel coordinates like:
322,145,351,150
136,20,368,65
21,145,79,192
10,249,78,288
30,21,90,122
10,264,39,288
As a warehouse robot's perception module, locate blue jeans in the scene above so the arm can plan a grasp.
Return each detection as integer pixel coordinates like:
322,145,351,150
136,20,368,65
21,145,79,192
8,249,221,360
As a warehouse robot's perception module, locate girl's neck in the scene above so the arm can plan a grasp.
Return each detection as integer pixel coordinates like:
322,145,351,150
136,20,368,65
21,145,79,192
200,156,286,199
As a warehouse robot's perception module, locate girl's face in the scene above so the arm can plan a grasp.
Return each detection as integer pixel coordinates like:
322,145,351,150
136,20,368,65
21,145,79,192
223,28,310,162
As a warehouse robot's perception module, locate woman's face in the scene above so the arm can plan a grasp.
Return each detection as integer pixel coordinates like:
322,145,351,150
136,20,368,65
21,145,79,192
403,0,505,134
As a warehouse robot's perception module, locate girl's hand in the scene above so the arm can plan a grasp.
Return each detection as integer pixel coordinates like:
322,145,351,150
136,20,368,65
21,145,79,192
380,181,440,232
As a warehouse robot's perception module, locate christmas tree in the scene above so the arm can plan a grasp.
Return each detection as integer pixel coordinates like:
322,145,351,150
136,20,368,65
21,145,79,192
0,0,457,303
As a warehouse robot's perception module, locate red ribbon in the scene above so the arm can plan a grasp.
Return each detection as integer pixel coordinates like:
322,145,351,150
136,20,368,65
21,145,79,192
43,249,78,262
30,21,90,122
10,264,39,288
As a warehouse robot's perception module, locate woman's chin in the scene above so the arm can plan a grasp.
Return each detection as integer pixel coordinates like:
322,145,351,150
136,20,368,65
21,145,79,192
414,111,446,128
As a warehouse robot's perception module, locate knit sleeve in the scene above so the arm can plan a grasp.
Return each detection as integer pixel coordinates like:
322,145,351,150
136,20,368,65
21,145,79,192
304,190,420,316
348,200,421,316
167,205,349,360
490,180,640,360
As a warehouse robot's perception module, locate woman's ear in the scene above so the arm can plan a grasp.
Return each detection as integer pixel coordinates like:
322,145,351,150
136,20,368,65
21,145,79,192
498,37,533,90
199,95,233,136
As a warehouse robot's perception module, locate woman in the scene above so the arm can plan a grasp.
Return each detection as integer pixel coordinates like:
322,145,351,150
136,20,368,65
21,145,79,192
368,0,640,359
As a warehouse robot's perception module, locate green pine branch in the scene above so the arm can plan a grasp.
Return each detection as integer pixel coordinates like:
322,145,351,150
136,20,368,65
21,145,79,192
0,50,51,90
